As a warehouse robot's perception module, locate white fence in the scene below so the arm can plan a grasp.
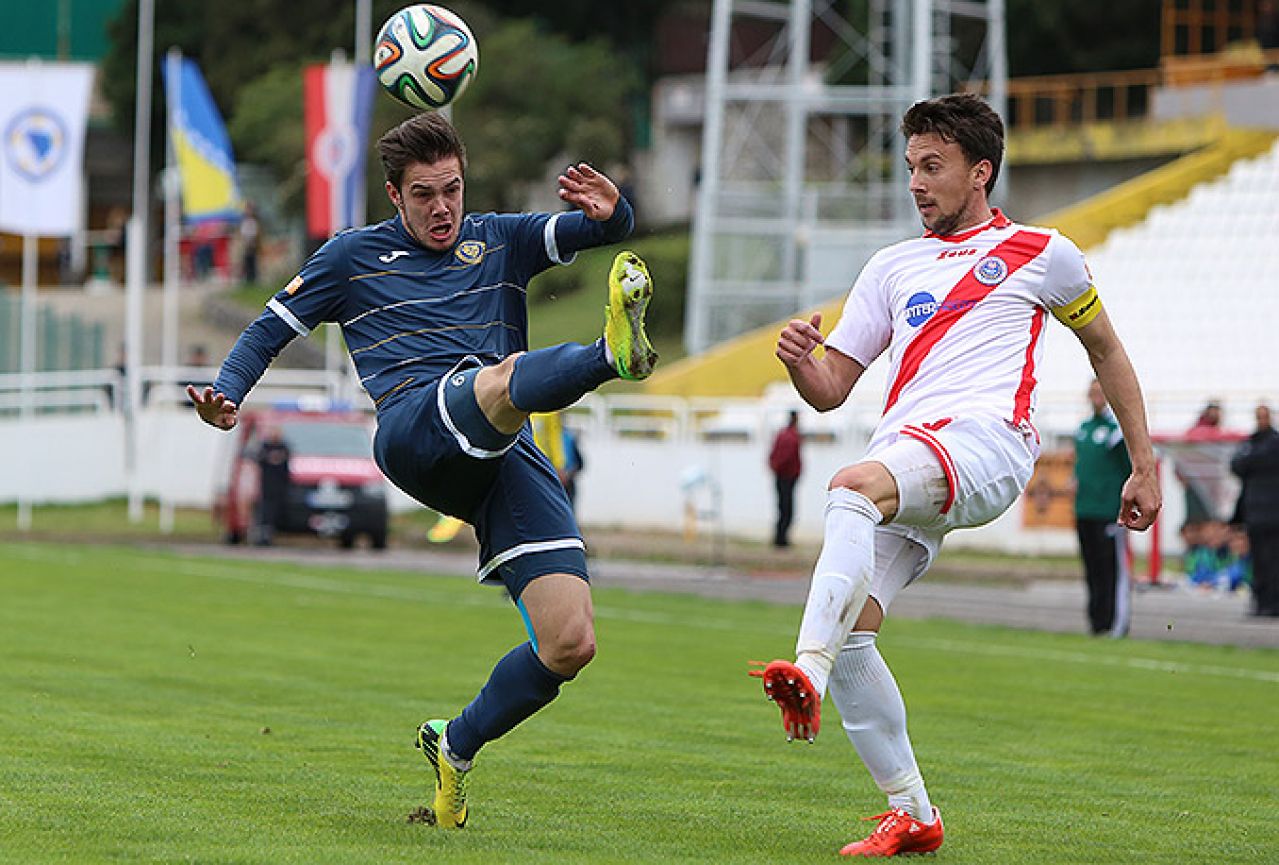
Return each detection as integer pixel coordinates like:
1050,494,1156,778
1,366,1218,560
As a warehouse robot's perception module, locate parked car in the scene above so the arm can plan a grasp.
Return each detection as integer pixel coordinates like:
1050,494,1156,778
215,402,389,549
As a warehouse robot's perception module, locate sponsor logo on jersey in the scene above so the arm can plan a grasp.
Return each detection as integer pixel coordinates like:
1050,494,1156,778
905,292,939,327
936,247,978,260
455,240,486,266
904,293,979,327
973,255,1009,285
378,250,410,263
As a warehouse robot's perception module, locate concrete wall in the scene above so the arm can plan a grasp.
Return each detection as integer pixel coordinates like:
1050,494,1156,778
0,394,1196,563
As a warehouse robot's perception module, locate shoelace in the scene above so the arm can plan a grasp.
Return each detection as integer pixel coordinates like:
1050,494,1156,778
448,766,469,814
853,809,911,850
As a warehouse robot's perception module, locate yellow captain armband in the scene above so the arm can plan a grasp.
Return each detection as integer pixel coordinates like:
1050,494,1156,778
1051,285,1102,330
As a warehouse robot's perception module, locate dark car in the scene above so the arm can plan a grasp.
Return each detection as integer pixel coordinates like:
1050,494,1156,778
215,404,389,549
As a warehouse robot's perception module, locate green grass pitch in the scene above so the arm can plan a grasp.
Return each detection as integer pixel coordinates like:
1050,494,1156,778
1,542,1276,864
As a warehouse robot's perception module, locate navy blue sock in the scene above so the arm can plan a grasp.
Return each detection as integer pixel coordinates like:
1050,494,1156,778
445,642,571,761
507,340,616,414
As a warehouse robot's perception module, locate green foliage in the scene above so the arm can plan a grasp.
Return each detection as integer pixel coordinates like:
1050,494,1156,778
2,541,1277,863
527,229,688,351
101,1,641,220
1005,0,1162,75
451,18,637,212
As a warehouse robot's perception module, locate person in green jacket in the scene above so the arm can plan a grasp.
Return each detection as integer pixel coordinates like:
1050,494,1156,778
1074,379,1134,636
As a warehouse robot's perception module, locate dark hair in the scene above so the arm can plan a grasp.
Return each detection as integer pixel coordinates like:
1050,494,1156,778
900,93,1004,196
377,111,468,189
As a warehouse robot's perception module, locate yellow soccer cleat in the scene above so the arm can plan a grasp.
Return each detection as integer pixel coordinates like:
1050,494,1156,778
416,720,470,828
604,251,658,381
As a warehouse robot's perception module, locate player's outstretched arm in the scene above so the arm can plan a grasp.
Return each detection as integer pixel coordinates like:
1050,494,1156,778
556,163,620,221
187,385,239,431
1073,309,1161,530
777,313,864,412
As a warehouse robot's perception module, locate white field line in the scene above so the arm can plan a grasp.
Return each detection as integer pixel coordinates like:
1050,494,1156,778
5,544,1278,686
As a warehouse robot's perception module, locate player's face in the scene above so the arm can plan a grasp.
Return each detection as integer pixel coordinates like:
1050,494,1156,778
387,156,464,252
905,133,991,236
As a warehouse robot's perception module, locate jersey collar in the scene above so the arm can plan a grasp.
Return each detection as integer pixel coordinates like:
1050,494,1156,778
924,208,1011,243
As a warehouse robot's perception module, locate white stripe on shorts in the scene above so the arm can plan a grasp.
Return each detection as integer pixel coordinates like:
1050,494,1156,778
477,537,586,582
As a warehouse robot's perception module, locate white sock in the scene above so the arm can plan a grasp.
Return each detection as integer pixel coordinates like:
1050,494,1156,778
793,488,882,696
828,631,934,823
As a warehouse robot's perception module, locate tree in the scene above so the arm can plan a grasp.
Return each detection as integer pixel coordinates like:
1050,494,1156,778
101,2,639,219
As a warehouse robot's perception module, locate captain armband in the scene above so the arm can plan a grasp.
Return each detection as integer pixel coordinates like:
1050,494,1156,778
1051,285,1102,330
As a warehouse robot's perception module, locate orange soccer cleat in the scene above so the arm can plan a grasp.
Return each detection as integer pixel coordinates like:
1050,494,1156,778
838,807,944,857
748,659,821,742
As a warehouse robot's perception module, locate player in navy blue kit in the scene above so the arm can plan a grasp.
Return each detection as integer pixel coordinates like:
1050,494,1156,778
188,112,657,827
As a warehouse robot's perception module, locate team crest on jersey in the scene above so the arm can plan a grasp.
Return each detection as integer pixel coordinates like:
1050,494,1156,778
973,255,1009,286
455,240,486,266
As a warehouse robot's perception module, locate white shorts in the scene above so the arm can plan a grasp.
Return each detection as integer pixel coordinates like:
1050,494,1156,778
862,414,1038,609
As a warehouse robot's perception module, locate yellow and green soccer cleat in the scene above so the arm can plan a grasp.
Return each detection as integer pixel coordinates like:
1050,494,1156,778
416,719,470,828
604,251,658,381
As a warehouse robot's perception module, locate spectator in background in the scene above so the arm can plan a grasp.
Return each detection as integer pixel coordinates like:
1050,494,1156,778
1182,399,1226,525
254,426,291,546
1231,402,1279,617
768,410,803,548
1073,379,1133,636
559,426,584,513
240,201,261,284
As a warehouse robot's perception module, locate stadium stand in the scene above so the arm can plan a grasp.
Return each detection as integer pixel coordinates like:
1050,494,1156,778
1035,134,1279,420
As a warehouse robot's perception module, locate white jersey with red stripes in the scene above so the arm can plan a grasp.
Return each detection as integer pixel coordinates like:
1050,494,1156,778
825,209,1092,450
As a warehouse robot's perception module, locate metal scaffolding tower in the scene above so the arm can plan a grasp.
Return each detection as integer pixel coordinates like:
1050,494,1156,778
685,0,1007,354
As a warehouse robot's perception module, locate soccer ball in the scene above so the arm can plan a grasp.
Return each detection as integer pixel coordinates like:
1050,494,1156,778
373,4,478,110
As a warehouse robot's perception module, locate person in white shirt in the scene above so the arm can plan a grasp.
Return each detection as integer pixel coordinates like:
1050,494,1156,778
750,93,1161,858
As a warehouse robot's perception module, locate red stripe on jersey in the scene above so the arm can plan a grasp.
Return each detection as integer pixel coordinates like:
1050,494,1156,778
884,229,1052,414
901,425,957,514
1013,307,1046,427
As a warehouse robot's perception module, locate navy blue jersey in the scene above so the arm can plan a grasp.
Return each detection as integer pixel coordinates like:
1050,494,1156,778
213,201,632,410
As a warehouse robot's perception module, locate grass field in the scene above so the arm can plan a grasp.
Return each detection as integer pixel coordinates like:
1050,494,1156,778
1,542,1276,864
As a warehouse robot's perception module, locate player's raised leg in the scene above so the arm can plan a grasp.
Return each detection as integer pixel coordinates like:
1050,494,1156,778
476,250,656,435
752,463,896,741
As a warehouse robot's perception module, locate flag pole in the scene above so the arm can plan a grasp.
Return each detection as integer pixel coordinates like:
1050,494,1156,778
159,46,182,534
162,48,180,392
354,0,371,226
125,0,155,523
17,230,37,530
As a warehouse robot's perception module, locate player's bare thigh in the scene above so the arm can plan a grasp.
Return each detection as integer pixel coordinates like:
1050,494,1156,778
518,572,596,677
472,353,526,434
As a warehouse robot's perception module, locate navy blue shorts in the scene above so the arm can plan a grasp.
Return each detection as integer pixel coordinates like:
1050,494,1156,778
372,364,587,600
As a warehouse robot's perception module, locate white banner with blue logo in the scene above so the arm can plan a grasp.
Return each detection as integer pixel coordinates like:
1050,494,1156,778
0,62,94,237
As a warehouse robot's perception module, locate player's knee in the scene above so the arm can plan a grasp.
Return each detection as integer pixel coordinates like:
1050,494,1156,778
474,353,526,434
540,622,596,675
829,464,879,496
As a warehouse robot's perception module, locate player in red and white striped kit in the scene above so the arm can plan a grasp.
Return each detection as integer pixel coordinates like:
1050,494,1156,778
750,93,1162,857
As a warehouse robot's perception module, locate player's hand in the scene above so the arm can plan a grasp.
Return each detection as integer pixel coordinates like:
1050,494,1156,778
776,313,824,368
557,162,619,221
1117,468,1161,531
187,384,239,431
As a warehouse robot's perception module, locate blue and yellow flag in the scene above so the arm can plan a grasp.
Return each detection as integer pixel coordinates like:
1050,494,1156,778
164,54,241,222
